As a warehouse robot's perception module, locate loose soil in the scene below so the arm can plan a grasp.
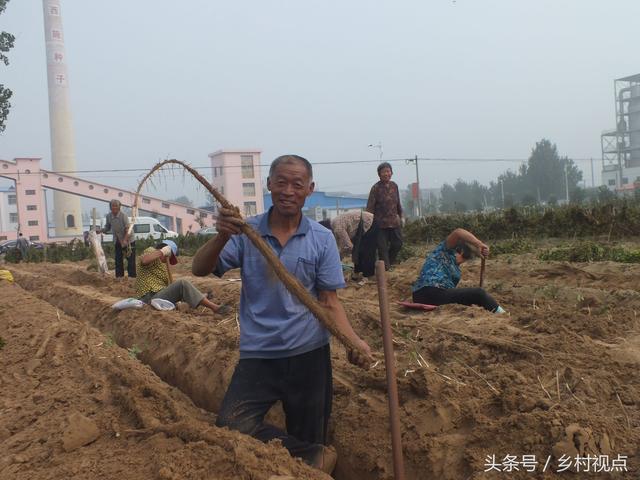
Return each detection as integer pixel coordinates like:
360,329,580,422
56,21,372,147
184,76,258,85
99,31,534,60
1,242,639,479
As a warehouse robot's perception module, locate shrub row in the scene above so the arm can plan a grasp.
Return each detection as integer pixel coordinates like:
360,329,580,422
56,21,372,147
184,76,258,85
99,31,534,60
404,199,640,243
3,234,214,264
538,241,640,263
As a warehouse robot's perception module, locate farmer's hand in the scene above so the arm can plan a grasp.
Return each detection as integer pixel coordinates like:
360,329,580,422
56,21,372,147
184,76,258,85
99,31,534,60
160,245,172,258
347,337,374,370
478,242,490,258
216,207,245,236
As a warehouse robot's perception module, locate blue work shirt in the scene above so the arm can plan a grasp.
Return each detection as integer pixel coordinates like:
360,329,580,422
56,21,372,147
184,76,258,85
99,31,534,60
214,209,346,359
412,241,461,292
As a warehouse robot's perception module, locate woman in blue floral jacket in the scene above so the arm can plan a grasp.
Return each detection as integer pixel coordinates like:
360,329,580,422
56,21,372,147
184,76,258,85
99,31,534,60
412,228,505,313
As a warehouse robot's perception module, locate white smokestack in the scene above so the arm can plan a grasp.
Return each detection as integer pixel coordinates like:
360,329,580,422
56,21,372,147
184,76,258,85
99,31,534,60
43,0,82,236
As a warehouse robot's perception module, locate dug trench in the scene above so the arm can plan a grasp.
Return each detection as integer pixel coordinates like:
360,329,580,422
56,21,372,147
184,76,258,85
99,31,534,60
0,281,329,480
10,255,640,479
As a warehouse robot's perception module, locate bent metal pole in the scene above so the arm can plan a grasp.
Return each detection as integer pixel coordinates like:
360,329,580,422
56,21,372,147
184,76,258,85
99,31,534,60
375,260,406,480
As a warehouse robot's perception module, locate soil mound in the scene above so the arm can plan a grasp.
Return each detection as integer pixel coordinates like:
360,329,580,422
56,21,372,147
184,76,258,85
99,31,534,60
3,247,639,479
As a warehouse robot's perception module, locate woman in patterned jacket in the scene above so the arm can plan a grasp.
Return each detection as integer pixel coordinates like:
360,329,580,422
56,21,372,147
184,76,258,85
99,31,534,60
135,240,229,315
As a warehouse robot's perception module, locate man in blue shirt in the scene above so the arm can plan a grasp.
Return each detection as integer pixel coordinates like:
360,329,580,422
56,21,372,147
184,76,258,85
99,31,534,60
192,154,372,474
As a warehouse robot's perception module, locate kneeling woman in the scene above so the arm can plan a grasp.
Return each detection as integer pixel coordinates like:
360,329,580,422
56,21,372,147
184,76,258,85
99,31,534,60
412,228,505,313
136,240,228,314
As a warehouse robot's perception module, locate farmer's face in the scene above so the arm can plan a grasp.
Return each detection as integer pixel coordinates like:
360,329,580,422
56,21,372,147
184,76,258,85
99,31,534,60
378,167,392,183
455,252,466,265
110,203,120,216
267,161,314,217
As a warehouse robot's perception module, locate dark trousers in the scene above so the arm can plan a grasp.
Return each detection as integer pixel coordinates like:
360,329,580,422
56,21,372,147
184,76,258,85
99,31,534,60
353,222,379,277
114,240,136,278
216,345,332,466
376,227,403,269
413,285,499,312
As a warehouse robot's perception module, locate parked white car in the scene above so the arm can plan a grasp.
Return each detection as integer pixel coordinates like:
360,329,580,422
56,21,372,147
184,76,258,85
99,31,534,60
96,216,178,242
196,226,218,236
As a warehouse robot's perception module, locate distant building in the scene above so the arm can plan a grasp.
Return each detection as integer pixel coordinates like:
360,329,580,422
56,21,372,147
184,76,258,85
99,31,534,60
0,157,215,241
601,74,640,193
263,191,367,220
0,185,18,240
209,150,264,217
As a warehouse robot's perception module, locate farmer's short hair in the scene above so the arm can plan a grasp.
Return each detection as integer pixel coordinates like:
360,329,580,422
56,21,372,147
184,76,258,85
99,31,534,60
455,242,475,260
269,155,313,180
109,199,121,207
377,162,393,174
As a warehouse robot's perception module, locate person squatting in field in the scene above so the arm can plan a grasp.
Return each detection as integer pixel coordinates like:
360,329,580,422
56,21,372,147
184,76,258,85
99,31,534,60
412,228,506,313
192,154,373,475
136,239,228,314
319,210,379,278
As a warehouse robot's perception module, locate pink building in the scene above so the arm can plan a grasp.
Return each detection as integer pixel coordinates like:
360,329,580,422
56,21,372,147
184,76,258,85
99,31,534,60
0,185,19,239
209,150,264,217
0,157,216,242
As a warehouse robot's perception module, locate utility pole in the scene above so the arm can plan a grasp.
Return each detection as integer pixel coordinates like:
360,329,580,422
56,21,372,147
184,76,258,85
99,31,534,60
564,160,570,203
500,179,505,207
590,157,595,188
414,155,421,218
368,142,383,160
406,155,422,218
92,208,97,230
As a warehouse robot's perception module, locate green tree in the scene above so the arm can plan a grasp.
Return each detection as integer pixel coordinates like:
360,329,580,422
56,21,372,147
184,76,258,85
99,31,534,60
521,194,536,206
440,179,489,213
596,185,616,203
439,183,457,213
0,0,14,133
489,170,523,208
570,186,586,205
521,139,582,203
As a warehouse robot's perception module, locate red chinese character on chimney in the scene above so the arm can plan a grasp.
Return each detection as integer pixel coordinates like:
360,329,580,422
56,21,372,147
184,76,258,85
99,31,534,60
52,30,61,40
54,52,63,62
55,74,65,84
49,6,59,15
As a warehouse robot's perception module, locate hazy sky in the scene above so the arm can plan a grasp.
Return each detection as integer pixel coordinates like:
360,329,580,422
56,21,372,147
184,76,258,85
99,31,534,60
1,0,638,208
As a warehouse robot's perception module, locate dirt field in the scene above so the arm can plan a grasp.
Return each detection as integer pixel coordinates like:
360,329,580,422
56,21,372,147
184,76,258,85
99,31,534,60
1,243,639,479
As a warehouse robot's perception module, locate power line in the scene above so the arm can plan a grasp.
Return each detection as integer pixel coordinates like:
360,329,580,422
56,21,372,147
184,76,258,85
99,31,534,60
6,156,600,175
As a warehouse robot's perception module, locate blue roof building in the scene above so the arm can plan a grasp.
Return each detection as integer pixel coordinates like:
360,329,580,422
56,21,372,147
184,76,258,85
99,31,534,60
263,191,367,220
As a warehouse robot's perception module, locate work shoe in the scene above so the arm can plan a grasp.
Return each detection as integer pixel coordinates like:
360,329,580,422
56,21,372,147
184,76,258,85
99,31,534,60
314,445,337,474
350,271,363,282
215,304,232,316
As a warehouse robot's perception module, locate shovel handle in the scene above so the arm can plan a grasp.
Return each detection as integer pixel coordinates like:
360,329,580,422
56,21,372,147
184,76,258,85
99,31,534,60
466,242,486,288
165,257,173,284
